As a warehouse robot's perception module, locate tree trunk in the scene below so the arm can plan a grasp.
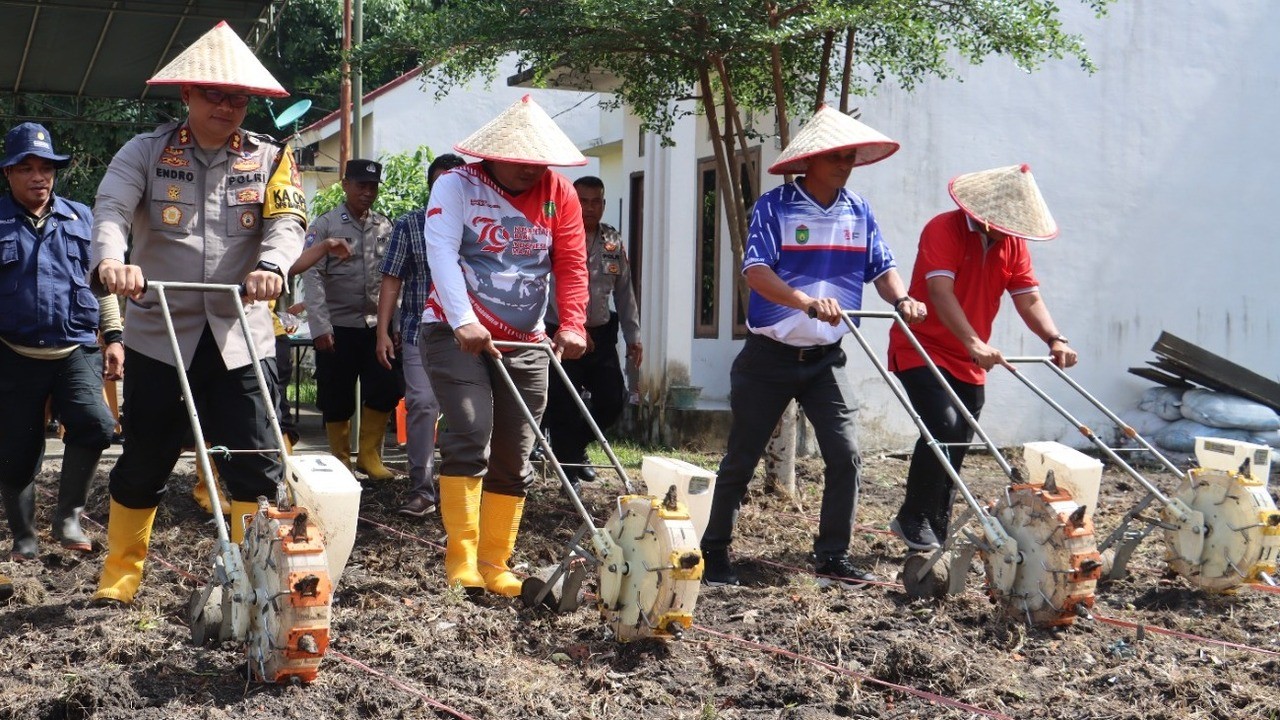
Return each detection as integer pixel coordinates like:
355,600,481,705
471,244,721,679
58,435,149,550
816,31,835,110
840,28,855,113
763,401,799,501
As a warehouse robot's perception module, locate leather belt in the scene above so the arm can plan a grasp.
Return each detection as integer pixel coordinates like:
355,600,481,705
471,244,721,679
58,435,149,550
749,333,840,362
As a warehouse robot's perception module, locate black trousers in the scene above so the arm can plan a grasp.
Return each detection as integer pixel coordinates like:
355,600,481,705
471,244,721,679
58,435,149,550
314,325,403,422
109,326,282,508
895,365,985,538
544,314,627,464
0,342,114,493
702,334,862,560
274,334,296,438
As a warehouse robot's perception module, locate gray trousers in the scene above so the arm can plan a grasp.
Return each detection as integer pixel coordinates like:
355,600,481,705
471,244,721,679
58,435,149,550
404,339,440,503
702,333,863,561
420,322,548,497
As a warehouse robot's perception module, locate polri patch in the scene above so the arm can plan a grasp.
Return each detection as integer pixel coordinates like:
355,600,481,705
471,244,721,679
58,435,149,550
161,205,183,226
240,210,257,229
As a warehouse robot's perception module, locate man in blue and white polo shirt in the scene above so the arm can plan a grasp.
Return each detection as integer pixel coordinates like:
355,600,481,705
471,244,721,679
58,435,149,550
701,105,927,587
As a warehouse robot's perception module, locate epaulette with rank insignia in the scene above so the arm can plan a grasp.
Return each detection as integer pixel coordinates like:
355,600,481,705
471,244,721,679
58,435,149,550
245,130,286,148
263,142,308,227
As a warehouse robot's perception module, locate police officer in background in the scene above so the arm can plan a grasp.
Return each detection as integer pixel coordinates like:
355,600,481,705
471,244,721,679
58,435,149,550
89,22,307,605
302,160,401,481
544,176,641,492
0,122,121,562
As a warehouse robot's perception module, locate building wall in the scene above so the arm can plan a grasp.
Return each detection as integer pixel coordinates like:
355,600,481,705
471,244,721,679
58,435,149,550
644,0,1280,450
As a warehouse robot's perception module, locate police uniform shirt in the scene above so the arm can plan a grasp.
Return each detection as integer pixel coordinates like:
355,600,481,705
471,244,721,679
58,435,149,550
90,121,306,369
547,223,640,345
301,203,393,337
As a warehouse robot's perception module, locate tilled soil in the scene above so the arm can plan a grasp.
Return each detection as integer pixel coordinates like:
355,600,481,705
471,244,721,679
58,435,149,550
3,449,1280,719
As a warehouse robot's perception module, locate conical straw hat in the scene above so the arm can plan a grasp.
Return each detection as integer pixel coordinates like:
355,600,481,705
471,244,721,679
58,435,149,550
454,95,587,167
148,21,288,97
948,164,1058,241
768,105,899,175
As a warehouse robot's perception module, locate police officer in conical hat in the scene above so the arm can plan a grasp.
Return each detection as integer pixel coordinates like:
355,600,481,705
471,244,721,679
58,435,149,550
89,21,308,606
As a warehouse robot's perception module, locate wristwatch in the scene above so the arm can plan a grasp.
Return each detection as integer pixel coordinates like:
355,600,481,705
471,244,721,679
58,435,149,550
1048,334,1069,346
893,296,913,312
255,260,285,280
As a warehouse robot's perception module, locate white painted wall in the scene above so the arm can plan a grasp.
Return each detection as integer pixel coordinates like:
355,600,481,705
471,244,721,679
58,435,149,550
845,0,1280,448
622,0,1280,450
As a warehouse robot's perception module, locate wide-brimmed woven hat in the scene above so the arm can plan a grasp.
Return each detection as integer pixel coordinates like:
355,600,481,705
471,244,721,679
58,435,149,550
148,21,287,97
454,95,587,167
949,164,1058,241
768,104,899,175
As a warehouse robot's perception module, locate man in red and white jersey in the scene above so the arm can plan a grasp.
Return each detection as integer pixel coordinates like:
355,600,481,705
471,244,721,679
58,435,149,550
421,95,589,597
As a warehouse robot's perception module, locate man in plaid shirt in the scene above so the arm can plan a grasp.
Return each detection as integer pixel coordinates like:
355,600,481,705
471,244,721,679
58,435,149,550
376,154,465,517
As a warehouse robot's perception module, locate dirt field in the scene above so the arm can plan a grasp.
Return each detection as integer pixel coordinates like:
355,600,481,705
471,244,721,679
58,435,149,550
3,446,1280,720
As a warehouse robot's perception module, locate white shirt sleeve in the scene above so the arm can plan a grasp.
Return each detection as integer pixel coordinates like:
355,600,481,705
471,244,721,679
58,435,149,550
423,173,479,328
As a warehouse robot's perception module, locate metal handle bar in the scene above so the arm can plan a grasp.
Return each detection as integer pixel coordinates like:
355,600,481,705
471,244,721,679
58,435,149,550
148,281,292,546
1000,357,1184,493
998,356,1190,548
837,310,1017,548
488,340,636,559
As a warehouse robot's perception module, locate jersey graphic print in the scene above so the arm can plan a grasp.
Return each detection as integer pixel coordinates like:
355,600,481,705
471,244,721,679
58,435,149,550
743,183,894,343
425,166,560,342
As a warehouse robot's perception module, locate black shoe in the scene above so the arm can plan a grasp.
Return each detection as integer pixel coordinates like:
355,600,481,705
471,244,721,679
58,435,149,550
577,465,597,483
701,547,741,587
560,469,582,499
891,515,941,552
815,556,878,587
397,495,437,518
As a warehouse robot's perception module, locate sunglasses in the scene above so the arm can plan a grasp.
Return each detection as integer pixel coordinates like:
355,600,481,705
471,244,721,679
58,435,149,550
195,87,251,108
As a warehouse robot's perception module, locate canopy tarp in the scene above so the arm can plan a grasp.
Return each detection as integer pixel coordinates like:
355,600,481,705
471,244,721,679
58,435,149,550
0,0,285,102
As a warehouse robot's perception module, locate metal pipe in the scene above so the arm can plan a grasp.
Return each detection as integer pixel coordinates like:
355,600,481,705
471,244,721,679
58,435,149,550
839,311,1014,552
999,358,1179,506
154,284,230,546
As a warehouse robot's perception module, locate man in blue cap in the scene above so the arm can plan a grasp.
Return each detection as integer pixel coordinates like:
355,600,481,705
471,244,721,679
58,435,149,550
0,122,122,564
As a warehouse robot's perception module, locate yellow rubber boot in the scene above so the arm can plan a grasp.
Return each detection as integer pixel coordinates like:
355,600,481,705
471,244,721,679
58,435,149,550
228,500,260,544
439,476,484,593
325,421,351,469
93,501,158,605
355,407,395,480
0,572,12,602
192,458,231,515
478,491,526,597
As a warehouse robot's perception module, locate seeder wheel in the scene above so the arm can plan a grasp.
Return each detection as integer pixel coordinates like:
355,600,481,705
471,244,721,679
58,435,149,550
901,552,949,599
188,583,224,646
1163,467,1280,593
597,493,703,641
984,484,1102,626
242,504,333,684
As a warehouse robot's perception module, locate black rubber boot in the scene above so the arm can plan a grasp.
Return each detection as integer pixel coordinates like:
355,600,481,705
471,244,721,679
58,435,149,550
52,443,101,552
3,483,38,560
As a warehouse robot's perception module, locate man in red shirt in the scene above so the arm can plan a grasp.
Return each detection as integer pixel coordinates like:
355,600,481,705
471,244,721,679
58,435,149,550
887,165,1077,551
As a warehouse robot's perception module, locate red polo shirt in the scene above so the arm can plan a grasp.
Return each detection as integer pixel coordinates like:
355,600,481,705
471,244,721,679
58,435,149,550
888,209,1039,385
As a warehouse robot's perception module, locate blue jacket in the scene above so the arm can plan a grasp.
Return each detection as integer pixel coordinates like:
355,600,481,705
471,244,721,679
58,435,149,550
0,193,99,347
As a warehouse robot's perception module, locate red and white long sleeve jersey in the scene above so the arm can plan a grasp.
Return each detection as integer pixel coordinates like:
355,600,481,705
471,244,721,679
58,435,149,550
422,163,588,343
